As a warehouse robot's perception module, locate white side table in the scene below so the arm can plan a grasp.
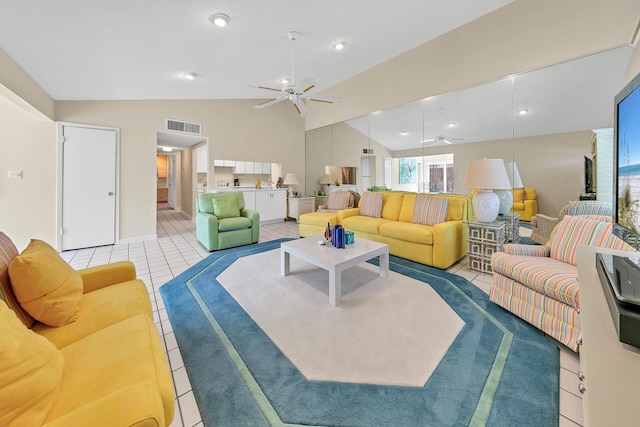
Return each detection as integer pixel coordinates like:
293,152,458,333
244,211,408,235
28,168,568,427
467,220,506,273
287,197,315,222
496,213,520,243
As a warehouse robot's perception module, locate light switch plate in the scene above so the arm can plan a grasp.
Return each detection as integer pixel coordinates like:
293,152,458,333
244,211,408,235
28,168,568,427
8,171,22,179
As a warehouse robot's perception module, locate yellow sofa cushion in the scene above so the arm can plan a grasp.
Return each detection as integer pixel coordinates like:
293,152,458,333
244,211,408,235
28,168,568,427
0,300,64,426
44,314,174,426
32,279,153,349
379,222,434,244
380,191,406,221
342,216,392,234
0,231,35,328
445,198,464,221
9,239,83,327
513,188,526,203
398,193,417,223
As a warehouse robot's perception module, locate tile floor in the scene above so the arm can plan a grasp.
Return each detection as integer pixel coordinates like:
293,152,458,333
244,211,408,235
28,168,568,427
59,209,583,427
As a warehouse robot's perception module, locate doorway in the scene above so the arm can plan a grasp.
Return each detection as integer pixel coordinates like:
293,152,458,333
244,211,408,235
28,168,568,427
57,123,119,251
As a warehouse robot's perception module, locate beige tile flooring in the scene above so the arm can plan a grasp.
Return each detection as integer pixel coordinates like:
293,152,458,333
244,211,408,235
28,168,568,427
59,210,583,427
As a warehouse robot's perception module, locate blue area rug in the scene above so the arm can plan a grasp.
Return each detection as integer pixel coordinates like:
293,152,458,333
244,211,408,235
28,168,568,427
160,240,559,426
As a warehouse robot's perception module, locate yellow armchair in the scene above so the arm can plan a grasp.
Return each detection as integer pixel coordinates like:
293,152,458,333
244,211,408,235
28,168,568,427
511,188,538,221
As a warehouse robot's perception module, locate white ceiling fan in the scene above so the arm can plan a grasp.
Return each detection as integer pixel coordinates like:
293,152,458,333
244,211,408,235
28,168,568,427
421,109,464,145
420,135,464,145
247,31,343,117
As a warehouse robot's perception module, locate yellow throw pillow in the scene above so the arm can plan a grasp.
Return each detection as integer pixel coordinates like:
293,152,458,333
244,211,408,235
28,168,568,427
0,300,64,425
512,188,526,203
9,239,83,326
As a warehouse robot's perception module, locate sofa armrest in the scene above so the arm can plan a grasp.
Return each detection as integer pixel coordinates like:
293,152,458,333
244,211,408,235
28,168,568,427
43,382,169,427
196,212,220,251
77,261,137,294
337,207,360,223
432,220,467,269
502,244,550,257
241,209,260,243
530,214,558,244
523,199,538,220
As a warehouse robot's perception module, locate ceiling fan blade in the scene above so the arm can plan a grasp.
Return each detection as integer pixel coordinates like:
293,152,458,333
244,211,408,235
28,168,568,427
420,138,436,144
306,94,343,104
246,84,282,93
443,139,453,144
297,78,316,93
293,98,309,117
254,97,286,109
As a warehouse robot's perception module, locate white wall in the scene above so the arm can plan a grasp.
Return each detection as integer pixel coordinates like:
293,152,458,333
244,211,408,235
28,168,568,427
0,96,56,250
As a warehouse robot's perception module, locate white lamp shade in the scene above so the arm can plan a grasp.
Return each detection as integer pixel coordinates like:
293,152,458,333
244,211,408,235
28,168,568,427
463,159,512,190
319,174,332,185
283,173,299,185
504,162,524,188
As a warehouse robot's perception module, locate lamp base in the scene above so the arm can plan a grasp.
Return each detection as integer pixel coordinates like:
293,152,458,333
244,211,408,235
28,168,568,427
472,190,500,223
495,189,514,215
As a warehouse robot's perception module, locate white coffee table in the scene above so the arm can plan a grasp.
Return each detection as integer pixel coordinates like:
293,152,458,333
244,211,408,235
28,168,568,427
281,236,389,306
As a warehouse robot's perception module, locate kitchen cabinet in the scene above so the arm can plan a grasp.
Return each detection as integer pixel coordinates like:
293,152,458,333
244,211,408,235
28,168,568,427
246,162,255,174
242,190,256,211
262,162,271,175
254,162,263,174
234,161,245,174
223,160,235,167
157,187,168,202
255,190,286,223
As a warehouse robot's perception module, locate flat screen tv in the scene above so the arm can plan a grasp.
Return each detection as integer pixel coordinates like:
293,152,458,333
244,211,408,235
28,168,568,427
614,70,640,241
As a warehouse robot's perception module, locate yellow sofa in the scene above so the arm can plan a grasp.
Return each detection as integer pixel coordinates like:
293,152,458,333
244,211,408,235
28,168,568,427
511,188,538,221
0,232,175,427
300,191,472,269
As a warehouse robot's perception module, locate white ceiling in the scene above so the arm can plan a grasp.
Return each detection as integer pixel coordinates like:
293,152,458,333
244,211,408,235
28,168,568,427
0,0,512,101
346,46,634,151
0,0,632,153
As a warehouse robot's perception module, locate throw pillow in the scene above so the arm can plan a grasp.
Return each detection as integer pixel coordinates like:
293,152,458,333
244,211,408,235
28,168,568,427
213,197,240,219
9,239,83,326
512,188,526,203
549,216,613,265
359,192,383,218
0,300,64,426
327,191,352,211
0,232,34,328
411,196,450,226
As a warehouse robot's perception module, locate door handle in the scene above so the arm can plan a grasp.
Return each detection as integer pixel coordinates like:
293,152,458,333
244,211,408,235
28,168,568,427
108,192,114,196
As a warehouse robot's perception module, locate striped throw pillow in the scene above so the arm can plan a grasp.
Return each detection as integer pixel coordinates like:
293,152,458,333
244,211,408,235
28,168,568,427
0,232,35,328
411,196,450,226
359,192,383,218
549,216,613,265
327,191,352,210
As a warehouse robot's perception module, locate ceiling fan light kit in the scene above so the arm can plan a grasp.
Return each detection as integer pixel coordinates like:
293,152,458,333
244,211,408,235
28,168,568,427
248,31,343,117
209,13,230,27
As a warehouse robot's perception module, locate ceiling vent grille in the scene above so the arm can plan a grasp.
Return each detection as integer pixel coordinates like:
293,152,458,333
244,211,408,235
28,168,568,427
166,119,201,135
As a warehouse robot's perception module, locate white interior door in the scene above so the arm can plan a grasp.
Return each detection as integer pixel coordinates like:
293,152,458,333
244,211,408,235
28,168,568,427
59,124,118,250
384,157,393,189
168,154,177,209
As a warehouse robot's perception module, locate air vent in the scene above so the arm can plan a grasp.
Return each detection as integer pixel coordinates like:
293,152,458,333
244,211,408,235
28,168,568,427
166,119,201,135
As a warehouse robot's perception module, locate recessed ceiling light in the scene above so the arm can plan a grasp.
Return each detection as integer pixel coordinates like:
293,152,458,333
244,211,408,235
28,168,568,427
448,122,456,128
209,13,230,27
182,72,196,80
162,147,173,152
400,131,408,136
281,78,290,84
333,42,346,50
517,109,529,115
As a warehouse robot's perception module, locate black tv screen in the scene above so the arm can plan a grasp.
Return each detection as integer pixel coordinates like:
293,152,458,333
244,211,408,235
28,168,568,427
584,156,594,194
615,70,640,236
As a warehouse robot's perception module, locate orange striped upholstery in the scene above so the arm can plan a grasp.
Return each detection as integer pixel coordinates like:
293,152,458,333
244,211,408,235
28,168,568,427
411,196,449,226
490,215,636,351
359,191,383,218
326,191,353,211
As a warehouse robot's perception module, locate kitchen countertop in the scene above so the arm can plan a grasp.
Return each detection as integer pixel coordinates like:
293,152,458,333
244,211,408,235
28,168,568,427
212,186,286,192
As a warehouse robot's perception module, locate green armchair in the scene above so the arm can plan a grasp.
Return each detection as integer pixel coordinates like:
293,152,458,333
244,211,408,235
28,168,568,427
196,192,260,251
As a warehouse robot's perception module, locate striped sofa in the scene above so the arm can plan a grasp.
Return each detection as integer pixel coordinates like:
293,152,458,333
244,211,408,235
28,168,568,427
530,200,612,244
490,215,635,351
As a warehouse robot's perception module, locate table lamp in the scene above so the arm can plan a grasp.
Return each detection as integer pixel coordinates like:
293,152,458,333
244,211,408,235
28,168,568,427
319,174,332,194
496,161,524,215
283,173,299,197
463,158,512,223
